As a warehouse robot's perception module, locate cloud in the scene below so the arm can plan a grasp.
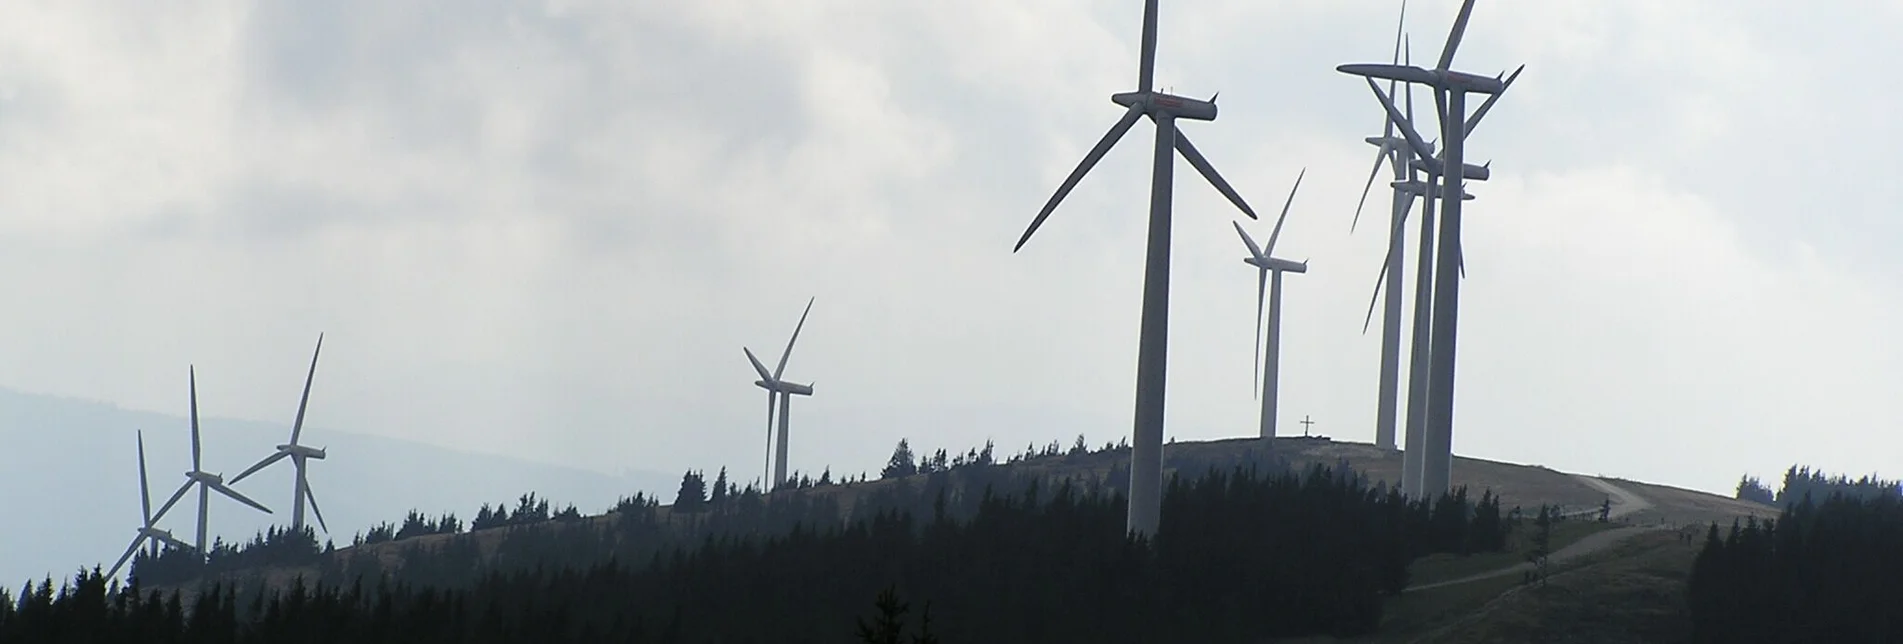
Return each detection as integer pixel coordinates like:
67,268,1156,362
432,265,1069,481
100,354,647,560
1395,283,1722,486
0,0,1898,510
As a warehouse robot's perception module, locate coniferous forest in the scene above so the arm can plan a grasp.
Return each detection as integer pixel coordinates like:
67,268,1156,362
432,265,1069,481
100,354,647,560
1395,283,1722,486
0,453,1513,643
1688,492,1903,642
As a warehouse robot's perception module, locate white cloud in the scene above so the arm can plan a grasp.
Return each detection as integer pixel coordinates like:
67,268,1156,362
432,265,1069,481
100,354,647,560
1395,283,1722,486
0,0,1899,520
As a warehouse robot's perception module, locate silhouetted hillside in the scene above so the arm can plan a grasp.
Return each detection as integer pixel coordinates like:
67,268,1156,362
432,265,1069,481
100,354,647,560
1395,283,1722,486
0,387,676,588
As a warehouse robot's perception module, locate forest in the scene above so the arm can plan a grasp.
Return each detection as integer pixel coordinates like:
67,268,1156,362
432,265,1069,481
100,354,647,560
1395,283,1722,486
1733,464,1903,506
1,440,1517,643
1688,491,1903,642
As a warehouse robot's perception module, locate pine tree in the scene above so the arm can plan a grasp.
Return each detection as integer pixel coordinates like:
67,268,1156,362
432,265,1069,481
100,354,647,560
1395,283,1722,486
882,440,918,479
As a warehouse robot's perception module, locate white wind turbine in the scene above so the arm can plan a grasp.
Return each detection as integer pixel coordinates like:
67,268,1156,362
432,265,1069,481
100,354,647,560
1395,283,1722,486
150,367,274,555
228,334,330,534
744,297,815,490
1342,0,1524,497
104,430,193,580
1234,169,1307,448
1010,0,1257,538
1347,0,1411,452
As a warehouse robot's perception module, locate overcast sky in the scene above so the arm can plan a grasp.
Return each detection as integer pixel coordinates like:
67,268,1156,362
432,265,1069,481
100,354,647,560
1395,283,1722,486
3,0,1900,500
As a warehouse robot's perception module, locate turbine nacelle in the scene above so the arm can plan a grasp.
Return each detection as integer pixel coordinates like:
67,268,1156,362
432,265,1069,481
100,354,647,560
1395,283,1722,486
137,526,188,548
276,444,327,460
1337,64,1505,95
1110,91,1218,121
1363,135,1422,155
186,470,225,486
1244,256,1309,274
752,379,814,396
1391,180,1476,200
1409,157,1490,181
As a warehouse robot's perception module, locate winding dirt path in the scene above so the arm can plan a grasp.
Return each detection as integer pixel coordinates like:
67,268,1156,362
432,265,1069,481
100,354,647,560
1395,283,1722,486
1404,477,1658,593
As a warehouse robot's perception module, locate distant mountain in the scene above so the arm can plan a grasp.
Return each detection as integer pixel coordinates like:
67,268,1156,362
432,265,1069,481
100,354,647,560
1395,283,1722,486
0,387,676,587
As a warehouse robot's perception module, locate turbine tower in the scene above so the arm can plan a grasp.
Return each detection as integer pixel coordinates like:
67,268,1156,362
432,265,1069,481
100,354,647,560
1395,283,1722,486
1234,169,1307,449
744,297,815,490
1010,0,1257,538
1347,0,1411,452
105,430,192,580
229,334,331,534
1340,0,1524,497
1359,38,1511,498
151,367,274,555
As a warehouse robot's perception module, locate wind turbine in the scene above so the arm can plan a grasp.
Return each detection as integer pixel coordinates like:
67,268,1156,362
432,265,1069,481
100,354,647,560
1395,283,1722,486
1348,0,1411,452
105,430,193,580
229,334,330,534
1359,37,1505,500
744,297,815,490
1340,0,1524,497
1010,0,1257,538
150,367,274,555
1234,169,1307,448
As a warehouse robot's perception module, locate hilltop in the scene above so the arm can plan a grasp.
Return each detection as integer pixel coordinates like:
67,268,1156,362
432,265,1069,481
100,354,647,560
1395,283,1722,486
148,434,1773,599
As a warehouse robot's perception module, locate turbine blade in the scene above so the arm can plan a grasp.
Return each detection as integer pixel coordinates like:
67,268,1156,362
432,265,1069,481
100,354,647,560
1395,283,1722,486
1231,221,1263,260
1385,0,1405,140
1367,79,1434,163
1362,259,1392,336
1458,241,1467,279
1015,106,1144,252
291,333,323,446
743,347,774,382
1253,267,1267,399
304,484,329,534
211,482,273,514
1363,207,1414,334
137,430,152,526
1438,0,1477,73
1138,0,1158,92
1174,131,1257,219
107,537,145,579
189,367,201,472
1464,64,1525,138
1392,0,1408,67
151,480,194,524
228,451,289,486
1352,145,1388,233
1404,35,1416,141
773,297,815,379
1433,88,1449,140
764,391,777,486
1264,168,1305,255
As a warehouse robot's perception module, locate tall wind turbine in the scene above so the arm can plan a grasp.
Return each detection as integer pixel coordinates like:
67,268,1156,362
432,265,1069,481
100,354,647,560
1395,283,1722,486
1358,42,1480,499
1340,0,1524,497
1358,38,1512,499
744,297,815,490
1010,0,1258,538
151,367,274,555
105,430,193,580
1234,170,1307,448
229,334,330,534
1348,1,1411,452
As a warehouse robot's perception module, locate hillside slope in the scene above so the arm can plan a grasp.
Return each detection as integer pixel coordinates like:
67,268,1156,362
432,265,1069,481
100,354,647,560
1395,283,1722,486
158,435,1771,599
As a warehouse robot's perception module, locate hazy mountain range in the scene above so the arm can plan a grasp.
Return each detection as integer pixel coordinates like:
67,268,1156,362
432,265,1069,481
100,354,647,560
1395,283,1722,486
0,387,678,587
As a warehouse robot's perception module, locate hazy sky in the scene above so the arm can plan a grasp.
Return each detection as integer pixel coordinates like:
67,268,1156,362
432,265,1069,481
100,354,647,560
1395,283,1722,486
3,0,1901,499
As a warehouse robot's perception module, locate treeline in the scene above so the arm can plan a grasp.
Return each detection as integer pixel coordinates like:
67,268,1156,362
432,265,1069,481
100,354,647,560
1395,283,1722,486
121,435,1128,591
1687,493,1903,642
1733,465,1902,506
4,461,1515,642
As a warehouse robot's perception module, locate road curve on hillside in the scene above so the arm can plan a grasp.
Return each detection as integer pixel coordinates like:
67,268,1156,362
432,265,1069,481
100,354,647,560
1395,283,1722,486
1404,478,1658,593
1573,475,1655,520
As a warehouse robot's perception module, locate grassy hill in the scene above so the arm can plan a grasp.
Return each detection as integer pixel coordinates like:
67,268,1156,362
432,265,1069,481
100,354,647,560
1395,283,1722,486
152,435,1772,607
